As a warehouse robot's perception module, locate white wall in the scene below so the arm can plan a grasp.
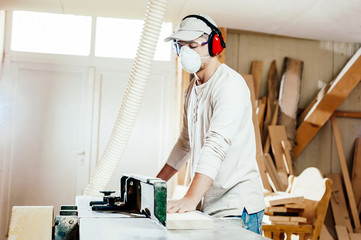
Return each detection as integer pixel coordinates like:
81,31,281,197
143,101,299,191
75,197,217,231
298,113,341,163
0,11,4,71
0,13,178,240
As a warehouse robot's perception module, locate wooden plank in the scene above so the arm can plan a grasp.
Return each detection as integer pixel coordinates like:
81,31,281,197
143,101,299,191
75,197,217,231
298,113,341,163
281,140,294,175
265,192,304,206
294,47,361,159
256,96,267,133
268,125,288,173
271,221,299,226
8,206,53,240
278,57,303,151
269,216,306,223
334,111,361,118
349,233,361,240
297,84,331,126
263,60,279,144
216,27,227,64
264,102,279,154
331,116,361,232
351,138,361,213
335,225,350,240
326,174,353,233
284,202,306,209
262,224,313,233
166,211,213,230
290,217,307,223
269,196,304,207
242,74,272,191
265,206,288,213
250,60,263,99
320,224,335,240
264,153,286,191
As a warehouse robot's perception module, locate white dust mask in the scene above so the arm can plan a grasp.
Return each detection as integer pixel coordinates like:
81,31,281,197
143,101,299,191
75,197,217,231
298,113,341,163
179,46,209,74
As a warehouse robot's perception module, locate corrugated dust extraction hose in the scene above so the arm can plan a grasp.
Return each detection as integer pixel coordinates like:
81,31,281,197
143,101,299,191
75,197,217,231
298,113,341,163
84,0,168,196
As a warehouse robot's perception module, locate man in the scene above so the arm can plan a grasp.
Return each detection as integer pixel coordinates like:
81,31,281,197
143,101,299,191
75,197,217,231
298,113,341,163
156,14,265,234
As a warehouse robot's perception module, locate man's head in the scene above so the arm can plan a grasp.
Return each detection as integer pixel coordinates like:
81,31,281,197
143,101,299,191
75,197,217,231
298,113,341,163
165,14,226,74
165,14,226,57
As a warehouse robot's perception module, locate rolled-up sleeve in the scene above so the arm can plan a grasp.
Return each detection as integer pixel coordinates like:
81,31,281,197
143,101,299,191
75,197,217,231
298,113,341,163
195,77,250,180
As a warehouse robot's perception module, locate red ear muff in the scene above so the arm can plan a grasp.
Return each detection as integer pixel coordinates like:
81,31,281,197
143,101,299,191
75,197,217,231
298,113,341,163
182,15,226,57
209,32,224,56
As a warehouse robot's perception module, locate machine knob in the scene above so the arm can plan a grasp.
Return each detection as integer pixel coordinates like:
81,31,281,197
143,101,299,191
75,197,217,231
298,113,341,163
100,191,115,196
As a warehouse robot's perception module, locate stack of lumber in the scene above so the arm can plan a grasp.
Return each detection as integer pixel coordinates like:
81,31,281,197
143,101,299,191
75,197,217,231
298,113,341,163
247,50,361,239
247,48,361,195
326,136,361,239
246,57,303,192
264,192,307,226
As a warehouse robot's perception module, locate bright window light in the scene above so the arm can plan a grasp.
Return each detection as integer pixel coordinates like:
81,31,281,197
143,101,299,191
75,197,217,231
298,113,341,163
95,17,172,61
11,11,92,56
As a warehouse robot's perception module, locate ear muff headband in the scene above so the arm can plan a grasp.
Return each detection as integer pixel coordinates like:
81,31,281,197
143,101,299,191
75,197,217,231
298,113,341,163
182,15,226,56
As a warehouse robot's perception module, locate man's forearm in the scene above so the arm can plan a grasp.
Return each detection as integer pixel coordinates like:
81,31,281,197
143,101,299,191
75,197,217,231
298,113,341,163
167,173,213,213
156,163,178,181
184,173,213,205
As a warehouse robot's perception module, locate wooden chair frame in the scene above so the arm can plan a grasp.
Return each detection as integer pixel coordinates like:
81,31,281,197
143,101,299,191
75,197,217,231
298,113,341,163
262,177,333,240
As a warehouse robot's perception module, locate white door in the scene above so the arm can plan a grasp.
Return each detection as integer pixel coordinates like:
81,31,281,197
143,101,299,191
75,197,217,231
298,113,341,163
0,62,92,238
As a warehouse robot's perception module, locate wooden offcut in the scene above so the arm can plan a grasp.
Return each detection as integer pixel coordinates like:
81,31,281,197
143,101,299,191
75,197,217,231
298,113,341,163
335,226,350,240
8,206,54,240
166,211,213,230
265,206,287,213
265,192,304,207
294,47,361,159
242,74,272,191
284,202,306,209
268,125,288,174
331,116,361,232
269,216,307,223
278,57,303,151
251,60,263,99
281,140,294,175
350,233,361,240
351,138,361,213
263,60,279,144
256,96,267,133
334,111,361,119
264,102,279,154
264,153,286,191
326,174,353,233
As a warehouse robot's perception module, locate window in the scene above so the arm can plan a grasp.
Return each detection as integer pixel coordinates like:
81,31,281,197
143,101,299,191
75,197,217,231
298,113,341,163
10,11,172,61
11,11,92,56
95,17,172,61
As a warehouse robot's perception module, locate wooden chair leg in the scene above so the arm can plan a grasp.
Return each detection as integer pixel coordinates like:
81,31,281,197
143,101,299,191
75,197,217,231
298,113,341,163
286,232,292,240
299,233,306,240
273,231,281,240
264,231,272,239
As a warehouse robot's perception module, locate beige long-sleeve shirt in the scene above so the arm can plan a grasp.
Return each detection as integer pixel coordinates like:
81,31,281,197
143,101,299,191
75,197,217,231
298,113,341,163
167,64,265,217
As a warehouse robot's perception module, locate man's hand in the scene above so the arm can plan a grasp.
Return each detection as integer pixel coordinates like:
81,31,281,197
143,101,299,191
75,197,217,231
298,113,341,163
167,173,213,214
167,196,198,213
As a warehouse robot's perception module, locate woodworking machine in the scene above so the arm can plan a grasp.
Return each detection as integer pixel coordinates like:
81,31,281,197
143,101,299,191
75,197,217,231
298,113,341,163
53,174,268,240
90,174,167,226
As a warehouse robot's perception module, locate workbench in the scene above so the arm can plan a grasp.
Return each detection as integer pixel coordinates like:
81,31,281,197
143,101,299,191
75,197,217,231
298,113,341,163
76,196,269,240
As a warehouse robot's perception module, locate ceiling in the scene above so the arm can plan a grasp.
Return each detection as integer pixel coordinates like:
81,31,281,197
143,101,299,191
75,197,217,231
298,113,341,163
1,0,361,43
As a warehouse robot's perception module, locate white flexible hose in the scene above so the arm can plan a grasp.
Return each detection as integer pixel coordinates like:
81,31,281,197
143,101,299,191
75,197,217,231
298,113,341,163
85,0,168,196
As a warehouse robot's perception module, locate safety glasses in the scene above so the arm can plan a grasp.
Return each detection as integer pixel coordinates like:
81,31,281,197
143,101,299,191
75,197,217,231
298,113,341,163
173,40,208,56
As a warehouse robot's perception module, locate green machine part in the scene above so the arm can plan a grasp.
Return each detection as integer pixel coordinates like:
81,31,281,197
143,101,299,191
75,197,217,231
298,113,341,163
150,179,167,226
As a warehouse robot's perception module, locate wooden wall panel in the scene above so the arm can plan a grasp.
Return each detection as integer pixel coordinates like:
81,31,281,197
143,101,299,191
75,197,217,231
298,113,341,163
229,31,334,108
225,30,361,176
